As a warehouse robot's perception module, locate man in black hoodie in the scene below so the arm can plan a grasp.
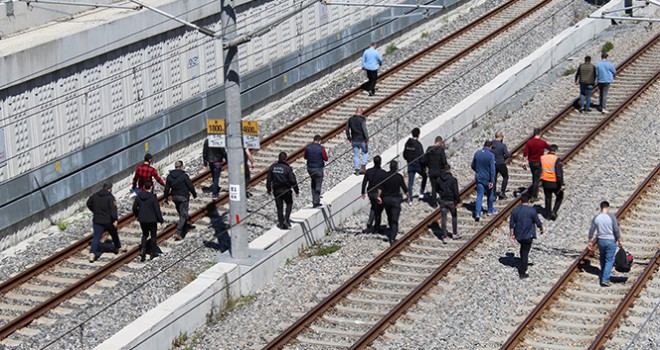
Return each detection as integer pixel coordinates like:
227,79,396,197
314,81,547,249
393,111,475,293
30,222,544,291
377,160,410,246
267,152,299,230
361,155,387,233
437,164,462,243
133,181,165,261
164,160,198,240
86,183,120,263
426,136,447,208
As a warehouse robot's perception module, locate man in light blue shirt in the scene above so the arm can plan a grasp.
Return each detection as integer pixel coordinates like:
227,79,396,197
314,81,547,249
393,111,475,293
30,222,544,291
362,43,383,96
595,52,616,114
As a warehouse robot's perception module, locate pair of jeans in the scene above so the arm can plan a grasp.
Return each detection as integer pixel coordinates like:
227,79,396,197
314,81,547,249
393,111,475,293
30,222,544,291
365,69,378,93
139,222,159,257
307,167,324,205
367,192,382,231
494,163,509,195
528,162,542,199
172,195,190,234
475,182,494,217
274,190,293,227
598,239,617,283
439,199,457,238
211,162,223,197
381,196,401,243
352,141,369,170
90,222,120,256
518,238,533,275
579,83,594,110
598,83,610,111
542,181,563,218
407,164,427,199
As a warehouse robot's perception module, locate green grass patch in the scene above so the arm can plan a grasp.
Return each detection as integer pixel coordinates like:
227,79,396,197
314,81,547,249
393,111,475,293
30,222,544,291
421,31,429,38
562,68,576,76
385,43,398,56
602,41,614,53
313,244,341,256
57,221,68,231
172,331,188,348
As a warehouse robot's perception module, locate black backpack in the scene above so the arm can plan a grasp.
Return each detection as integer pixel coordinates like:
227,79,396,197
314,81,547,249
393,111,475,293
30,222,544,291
614,247,633,273
403,139,418,163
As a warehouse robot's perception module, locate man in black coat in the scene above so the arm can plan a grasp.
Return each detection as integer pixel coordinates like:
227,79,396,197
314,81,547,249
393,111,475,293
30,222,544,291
267,152,299,230
361,155,387,233
436,164,462,243
164,160,198,240
202,138,228,200
377,160,410,246
86,183,120,263
425,136,448,208
403,127,427,201
133,181,165,261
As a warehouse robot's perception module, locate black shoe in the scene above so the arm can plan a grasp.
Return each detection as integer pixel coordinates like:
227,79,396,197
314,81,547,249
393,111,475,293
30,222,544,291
282,223,291,230
246,191,253,198
140,253,146,262
150,254,159,260
313,203,323,208
474,216,480,222
368,91,375,96
389,238,397,246
519,273,529,279
551,212,558,221
498,192,507,200
362,225,375,234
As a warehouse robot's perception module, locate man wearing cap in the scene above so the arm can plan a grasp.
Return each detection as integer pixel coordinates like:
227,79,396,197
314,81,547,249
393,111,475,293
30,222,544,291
86,183,121,262
132,153,166,194
164,160,198,240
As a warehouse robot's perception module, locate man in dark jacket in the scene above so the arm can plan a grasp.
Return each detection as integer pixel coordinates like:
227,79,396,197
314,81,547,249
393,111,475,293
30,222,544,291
203,138,228,200
377,160,410,246
86,183,120,263
436,164,461,243
304,135,328,208
471,140,496,221
425,136,447,208
575,55,596,112
490,131,512,200
267,152,299,230
132,181,165,261
403,127,427,201
509,193,544,279
164,160,198,240
361,155,387,233
346,108,369,175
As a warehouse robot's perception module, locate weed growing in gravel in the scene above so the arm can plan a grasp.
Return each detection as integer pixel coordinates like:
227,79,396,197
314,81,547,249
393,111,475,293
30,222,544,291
191,330,203,343
602,41,614,53
313,244,341,256
57,221,68,231
172,331,188,348
563,68,576,76
285,258,293,266
385,43,398,56
421,31,429,38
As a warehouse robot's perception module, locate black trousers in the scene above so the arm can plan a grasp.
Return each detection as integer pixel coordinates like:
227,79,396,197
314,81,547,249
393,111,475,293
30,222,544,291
308,168,324,205
528,162,542,198
382,196,402,243
366,69,378,93
429,175,440,207
172,195,190,234
495,163,509,195
518,238,533,275
367,192,382,231
439,199,457,238
542,181,564,217
274,190,293,226
139,222,159,257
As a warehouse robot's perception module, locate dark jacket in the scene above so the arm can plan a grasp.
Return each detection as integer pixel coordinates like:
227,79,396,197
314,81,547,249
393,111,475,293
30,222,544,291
266,161,299,194
346,115,368,142
304,143,328,169
202,139,227,165
575,62,596,84
132,191,164,224
425,145,447,177
86,189,118,224
490,140,511,165
403,138,425,167
471,147,495,184
164,169,198,200
510,204,543,240
361,166,387,196
379,171,407,198
437,170,459,204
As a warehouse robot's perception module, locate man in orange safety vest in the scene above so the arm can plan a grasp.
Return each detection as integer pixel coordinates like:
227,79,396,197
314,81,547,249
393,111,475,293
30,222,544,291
540,144,564,221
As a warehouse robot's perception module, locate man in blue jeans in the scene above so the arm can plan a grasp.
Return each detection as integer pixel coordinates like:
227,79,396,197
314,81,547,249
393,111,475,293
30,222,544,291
202,138,227,201
471,140,496,221
588,201,622,287
346,108,369,175
574,55,596,112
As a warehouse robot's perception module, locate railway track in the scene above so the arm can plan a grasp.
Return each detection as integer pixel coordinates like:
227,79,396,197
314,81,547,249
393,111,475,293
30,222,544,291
500,162,660,350
263,35,660,349
0,0,563,343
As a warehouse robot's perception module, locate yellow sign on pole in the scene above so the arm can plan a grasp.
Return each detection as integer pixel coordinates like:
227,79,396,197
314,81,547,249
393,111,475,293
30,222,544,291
241,121,260,149
207,119,226,148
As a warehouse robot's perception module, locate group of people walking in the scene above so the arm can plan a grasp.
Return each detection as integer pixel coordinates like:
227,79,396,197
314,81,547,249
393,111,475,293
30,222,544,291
574,52,616,113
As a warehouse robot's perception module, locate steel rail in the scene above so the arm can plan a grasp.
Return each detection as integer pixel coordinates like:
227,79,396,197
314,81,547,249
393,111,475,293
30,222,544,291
500,161,660,350
264,35,660,349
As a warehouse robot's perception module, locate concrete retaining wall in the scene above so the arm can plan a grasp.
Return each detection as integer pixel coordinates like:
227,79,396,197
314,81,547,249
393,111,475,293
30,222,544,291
96,2,630,348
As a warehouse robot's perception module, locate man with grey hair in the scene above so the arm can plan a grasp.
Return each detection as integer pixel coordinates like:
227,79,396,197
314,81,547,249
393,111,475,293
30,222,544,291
490,131,511,200
164,160,198,240
588,201,622,287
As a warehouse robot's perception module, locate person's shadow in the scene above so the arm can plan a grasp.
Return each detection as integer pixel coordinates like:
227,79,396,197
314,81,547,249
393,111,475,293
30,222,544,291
203,205,231,253
499,252,520,271
579,257,629,284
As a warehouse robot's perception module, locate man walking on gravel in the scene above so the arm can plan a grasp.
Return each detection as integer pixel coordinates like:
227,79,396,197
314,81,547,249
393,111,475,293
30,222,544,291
403,127,427,201
132,153,166,194
471,140,496,221
362,42,383,96
164,160,198,240
540,145,564,220
203,138,228,201
133,181,164,261
595,52,616,114
304,135,329,208
575,55,596,112
267,152,299,230
377,160,410,246
522,128,550,202
346,108,369,175
490,131,512,200
510,193,544,279
361,155,388,234
425,136,447,208
86,183,121,263
437,164,461,243
587,201,622,287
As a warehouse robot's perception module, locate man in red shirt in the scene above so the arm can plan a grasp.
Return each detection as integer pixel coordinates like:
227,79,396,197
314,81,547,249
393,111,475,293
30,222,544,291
132,153,166,194
522,128,550,202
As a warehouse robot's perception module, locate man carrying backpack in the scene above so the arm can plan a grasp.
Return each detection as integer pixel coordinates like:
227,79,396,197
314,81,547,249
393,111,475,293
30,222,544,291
403,128,427,201
587,201,622,287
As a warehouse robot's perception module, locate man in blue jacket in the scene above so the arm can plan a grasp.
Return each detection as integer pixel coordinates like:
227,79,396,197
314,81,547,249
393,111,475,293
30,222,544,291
471,140,496,221
304,135,329,208
509,193,544,279
362,42,383,96
595,52,616,114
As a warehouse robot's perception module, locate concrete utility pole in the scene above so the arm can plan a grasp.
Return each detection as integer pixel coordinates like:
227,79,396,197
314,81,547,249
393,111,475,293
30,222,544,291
221,0,249,259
